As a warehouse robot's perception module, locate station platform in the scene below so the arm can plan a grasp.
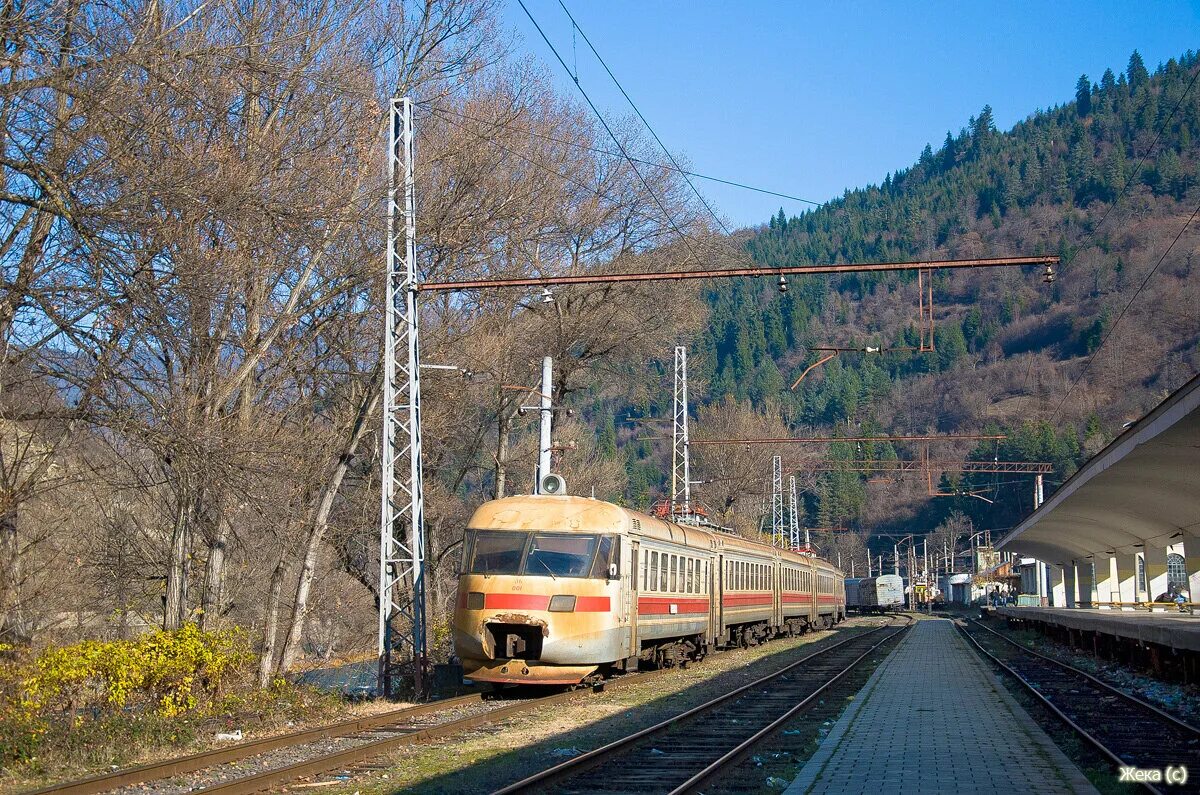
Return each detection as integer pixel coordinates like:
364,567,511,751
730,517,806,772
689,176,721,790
785,619,1097,795
995,606,1200,652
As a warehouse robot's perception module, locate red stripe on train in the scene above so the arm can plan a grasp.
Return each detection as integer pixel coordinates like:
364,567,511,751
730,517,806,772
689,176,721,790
638,596,709,615
483,593,549,610
575,596,611,612
481,593,612,612
723,593,773,607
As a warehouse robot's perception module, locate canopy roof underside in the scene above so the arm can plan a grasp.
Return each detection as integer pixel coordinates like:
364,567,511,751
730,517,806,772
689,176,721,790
997,374,1200,565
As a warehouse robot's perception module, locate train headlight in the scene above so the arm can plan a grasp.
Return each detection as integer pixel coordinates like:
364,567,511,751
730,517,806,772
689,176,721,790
466,592,484,610
548,594,577,612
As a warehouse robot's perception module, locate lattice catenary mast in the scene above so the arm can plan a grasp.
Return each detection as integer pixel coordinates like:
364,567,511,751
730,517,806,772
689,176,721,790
378,97,427,699
788,475,800,550
771,455,784,547
671,346,691,521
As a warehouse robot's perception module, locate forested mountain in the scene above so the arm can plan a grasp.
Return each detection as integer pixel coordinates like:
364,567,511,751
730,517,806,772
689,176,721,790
619,49,1200,550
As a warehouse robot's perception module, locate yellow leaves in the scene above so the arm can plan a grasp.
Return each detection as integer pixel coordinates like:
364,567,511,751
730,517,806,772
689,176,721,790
4,624,253,731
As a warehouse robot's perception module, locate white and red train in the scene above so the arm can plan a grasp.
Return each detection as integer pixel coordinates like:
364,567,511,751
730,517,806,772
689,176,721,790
452,494,846,686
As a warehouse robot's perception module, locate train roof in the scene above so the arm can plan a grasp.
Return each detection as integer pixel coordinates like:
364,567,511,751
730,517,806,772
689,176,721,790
467,494,844,575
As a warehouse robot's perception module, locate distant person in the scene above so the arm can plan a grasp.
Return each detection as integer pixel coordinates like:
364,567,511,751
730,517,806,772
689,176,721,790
1175,592,1188,613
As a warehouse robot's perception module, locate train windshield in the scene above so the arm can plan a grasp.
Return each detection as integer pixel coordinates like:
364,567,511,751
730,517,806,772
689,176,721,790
525,533,597,578
462,530,610,578
466,531,527,575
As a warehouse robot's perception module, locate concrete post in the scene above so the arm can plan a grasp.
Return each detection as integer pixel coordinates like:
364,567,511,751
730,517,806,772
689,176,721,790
1094,553,1117,608
1063,564,1077,608
1075,559,1095,608
1114,552,1138,608
1143,544,1169,602
1183,533,1200,601
1035,561,1048,606
1050,565,1066,607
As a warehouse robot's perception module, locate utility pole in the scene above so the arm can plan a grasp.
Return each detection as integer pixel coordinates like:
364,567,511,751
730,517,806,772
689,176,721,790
1034,472,1046,605
788,475,800,550
379,96,426,699
535,356,553,491
894,543,900,576
771,455,784,547
671,346,691,520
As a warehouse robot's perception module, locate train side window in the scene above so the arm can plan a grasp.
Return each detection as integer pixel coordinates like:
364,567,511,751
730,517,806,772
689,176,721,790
649,552,657,592
686,558,693,593
660,554,668,592
669,555,677,592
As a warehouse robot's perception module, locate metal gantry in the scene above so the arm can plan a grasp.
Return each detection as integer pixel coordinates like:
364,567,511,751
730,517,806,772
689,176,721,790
379,97,427,699
671,345,691,520
771,455,784,547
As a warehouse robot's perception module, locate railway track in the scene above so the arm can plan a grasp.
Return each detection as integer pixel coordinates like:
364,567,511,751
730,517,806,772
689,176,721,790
960,618,1200,795
493,615,912,795
34,684,619,795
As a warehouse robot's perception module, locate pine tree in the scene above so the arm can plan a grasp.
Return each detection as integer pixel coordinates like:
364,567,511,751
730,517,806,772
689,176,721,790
1100,68,1116,92
1075,74,1092,116
1127,50,1149,90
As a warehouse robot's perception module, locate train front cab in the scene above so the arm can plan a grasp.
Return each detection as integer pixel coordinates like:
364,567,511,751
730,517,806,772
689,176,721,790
452,496,632,686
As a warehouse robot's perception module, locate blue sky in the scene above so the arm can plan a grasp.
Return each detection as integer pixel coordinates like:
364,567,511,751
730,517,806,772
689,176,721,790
501,0,1200,228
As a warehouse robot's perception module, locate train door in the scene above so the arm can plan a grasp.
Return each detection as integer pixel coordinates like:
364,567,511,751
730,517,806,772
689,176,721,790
711,553,723,646
808,558,818,625
628,540,640,659
773,558,783,629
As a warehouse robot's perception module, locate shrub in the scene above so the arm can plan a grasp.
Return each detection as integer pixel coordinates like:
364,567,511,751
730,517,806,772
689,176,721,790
0,624,253,766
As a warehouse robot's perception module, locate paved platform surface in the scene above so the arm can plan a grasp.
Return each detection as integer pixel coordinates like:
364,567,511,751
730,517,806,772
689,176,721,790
997,606,1200,652
785,619,1098,795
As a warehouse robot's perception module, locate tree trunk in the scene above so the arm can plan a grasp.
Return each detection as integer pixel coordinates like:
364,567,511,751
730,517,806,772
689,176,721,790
494,406,517,499
257,559,285,687
277,371,380,674
199,515,229,631
0,505,28,644
163,496,192,630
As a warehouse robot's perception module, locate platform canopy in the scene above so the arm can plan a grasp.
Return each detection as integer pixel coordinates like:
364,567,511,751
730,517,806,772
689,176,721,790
997,374,1200,565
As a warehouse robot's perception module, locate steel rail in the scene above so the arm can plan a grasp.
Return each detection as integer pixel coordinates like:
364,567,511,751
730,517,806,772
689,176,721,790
668,619,910,795
188,669,670,795
490,617,911,795
968,619,1200,738
417,255,1059,292
32,693,485,795
958,620,1176,795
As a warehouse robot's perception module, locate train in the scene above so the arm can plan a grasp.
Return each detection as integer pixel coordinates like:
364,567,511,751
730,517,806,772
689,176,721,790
452,493,846,686
844,574,905,613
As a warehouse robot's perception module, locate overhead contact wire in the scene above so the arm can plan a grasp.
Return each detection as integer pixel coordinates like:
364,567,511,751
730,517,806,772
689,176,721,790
420,100,822,205
516,0,707,269
555,0,730,235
